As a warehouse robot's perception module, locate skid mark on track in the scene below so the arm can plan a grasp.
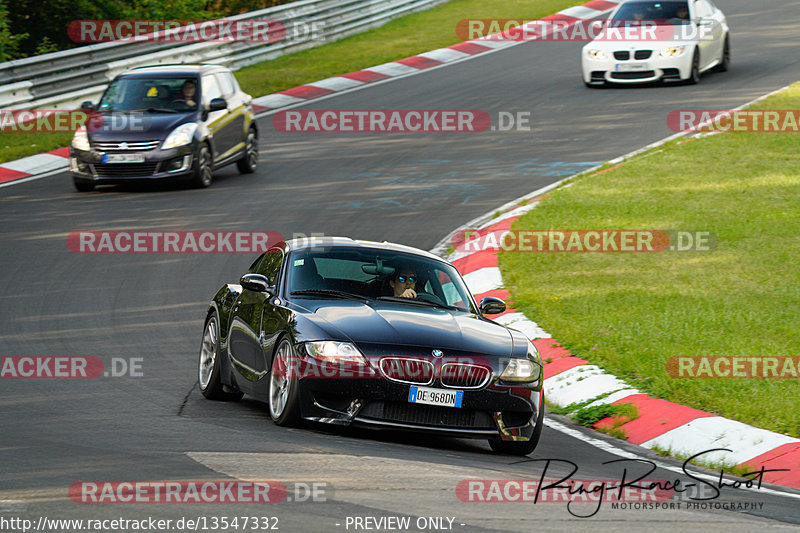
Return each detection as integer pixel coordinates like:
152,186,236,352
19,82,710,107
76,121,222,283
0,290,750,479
178,380,198,416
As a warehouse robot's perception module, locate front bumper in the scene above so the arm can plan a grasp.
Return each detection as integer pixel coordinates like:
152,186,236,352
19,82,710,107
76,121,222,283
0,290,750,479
70,144,195,183
582,49,693,84
294,355,544,442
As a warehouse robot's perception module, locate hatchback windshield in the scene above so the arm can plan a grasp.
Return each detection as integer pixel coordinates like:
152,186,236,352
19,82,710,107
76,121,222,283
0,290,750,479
611,1,691,25
287,247,476,312
97,77,200,112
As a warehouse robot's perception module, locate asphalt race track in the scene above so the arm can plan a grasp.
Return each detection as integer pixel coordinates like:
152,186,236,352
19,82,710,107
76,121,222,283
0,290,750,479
2,0,800,531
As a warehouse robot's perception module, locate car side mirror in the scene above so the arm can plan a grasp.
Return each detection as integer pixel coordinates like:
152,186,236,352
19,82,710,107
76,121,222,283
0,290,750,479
81,101,95,111
479,296,506,315
694,17,712,26
209,97,227,111
240,273,270,293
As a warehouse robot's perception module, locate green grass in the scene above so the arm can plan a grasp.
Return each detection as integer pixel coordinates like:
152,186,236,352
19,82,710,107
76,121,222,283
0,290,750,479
0,0,578,164
234,0,579,96
0,131,73,163
574,403,637,427
500,83,800,438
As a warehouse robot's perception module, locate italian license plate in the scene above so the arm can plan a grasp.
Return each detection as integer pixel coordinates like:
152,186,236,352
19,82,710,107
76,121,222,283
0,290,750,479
102,153,145,163
408,386,463,408
615,63,649,72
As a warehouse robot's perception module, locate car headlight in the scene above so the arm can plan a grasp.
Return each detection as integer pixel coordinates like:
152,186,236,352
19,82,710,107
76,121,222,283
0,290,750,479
660,46,686,57
162,122,198,150
304,341,366,364
586,49,607,60
71,127,90,151
499,340,542,382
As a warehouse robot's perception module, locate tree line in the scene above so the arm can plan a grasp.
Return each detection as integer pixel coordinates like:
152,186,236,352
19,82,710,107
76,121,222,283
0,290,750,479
1,0,296,61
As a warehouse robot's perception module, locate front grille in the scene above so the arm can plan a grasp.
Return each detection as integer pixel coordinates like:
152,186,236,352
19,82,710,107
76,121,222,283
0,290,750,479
92,162,159,177
611,71,655,80
94,140,161,151
634,50,652,60
359,401,495,429
613,51,630,60
378,357,434,385
440,363,491,389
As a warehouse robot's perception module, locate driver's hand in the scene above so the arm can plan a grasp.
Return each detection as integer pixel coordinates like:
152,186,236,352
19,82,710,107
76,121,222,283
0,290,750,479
400,288,417,299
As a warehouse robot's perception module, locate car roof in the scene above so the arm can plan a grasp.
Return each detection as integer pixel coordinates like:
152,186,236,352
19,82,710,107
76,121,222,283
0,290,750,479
120,64,228,77
285,237,448,263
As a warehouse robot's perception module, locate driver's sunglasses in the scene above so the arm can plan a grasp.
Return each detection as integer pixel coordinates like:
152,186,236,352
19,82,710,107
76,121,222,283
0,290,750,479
396,275,416,284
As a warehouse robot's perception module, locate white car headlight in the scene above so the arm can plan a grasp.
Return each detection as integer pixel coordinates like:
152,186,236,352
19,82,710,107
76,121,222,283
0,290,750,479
660,46,686,57
71,127,90,151
586,49,608,60
499,340,542,382
162,122,198,150
304,341,366,364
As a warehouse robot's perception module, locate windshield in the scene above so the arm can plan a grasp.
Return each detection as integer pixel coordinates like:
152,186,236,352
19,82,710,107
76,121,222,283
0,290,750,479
611,1,691,25
287,247,476,312
97,77,200,112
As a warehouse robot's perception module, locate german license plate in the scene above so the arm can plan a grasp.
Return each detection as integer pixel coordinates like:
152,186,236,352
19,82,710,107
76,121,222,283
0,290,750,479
615,63,649,72
102,153,145,163
408,386,463,408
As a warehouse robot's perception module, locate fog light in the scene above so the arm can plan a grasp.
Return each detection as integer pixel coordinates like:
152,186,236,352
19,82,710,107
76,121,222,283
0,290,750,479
167,155,191,173
71,158,89,173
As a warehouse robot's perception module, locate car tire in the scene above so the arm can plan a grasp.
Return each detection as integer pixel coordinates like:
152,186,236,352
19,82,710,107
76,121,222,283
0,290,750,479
269,338,302,426
236,128,258,174
685,49,701,85
73,178,95,192
198,311,244,401
191,143,213,188
716,36,730,72
488,398,545,456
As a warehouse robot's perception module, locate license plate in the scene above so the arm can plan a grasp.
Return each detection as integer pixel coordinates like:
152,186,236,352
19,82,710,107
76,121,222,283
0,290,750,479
615,63,649,72
408,386,463,408
102,153,145,163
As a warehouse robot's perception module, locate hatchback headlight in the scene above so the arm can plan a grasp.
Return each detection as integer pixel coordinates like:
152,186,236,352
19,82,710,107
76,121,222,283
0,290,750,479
162,122,198,150
586,49,607,60
660,46,686,56
499,340,542,382
304,341,366,364
71,127,90,151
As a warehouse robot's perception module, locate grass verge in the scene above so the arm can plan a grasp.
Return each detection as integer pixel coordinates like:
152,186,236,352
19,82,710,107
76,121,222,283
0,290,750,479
0,0,578,164
500,82,800,438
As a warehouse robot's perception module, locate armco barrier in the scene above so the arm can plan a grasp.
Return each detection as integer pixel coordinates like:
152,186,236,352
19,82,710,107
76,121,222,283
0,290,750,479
0,0,446,110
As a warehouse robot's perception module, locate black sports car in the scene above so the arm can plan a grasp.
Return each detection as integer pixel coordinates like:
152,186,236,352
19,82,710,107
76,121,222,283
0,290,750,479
198,237,544,455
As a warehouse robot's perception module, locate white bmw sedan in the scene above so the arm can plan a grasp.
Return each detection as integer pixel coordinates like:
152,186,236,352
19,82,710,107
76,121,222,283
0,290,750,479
582,0,730,86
